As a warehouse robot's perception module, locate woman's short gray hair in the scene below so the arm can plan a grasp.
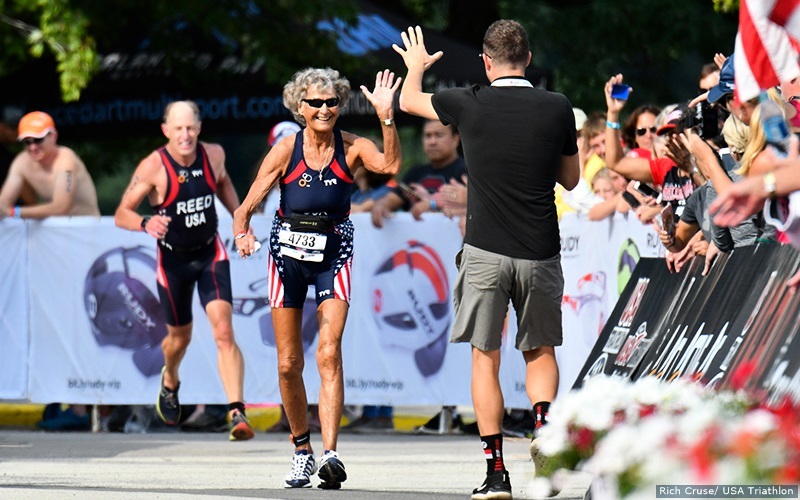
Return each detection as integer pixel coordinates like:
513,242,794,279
283,67,351,126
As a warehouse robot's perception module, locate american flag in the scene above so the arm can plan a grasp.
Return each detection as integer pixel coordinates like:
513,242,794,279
735,0,800,102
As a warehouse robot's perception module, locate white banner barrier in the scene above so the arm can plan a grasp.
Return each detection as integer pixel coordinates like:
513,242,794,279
3,212,660,407
0,219,28,400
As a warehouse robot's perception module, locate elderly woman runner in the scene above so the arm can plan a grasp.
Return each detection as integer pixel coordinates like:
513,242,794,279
232,68,401,489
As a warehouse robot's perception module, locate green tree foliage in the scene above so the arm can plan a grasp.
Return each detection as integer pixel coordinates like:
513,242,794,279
1,0,97,102
1,0,362,102
713,0,738,13
1,0,738,110
500,0,738,113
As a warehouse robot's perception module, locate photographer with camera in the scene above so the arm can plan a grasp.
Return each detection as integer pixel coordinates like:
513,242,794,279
655,68,781,274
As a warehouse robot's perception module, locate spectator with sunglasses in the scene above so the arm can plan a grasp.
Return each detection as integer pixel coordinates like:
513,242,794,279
233,67,401,490
1,111,100,432
1,111,99,220
622,104,662,160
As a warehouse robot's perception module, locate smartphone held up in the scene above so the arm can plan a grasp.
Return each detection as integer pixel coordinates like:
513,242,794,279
611,84,631,101
633,180,663,204
655,203,675,237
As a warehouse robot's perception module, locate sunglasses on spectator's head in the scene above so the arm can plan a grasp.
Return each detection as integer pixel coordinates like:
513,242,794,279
302,97,340,108
636,127,657,136
21,135,47,146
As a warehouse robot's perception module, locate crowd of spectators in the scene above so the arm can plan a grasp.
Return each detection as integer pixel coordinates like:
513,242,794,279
557,53,795,275
6,50,800,437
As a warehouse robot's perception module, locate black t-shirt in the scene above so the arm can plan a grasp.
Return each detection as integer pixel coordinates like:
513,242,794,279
432,80,577,259
392,157,467,210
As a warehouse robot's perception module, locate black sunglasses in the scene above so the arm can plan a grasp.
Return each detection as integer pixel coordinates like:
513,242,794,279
21,135,47,146
302,97,340,108
636,127,657,136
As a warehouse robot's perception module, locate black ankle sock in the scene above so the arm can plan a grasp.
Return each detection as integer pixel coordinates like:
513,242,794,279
480,433,505,475
533,401,551,432
227,401,245,415
293,430,311,447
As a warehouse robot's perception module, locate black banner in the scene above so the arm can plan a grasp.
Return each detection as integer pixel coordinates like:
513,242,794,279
575,244,800,405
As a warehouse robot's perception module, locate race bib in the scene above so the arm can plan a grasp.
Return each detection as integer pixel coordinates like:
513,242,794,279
278,228,327,262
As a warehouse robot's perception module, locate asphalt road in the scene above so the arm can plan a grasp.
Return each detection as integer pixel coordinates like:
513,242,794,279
0,430,592,499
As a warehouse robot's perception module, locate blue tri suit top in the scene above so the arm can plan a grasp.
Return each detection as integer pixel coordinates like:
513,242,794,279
267,127,356,308
278,128,354,220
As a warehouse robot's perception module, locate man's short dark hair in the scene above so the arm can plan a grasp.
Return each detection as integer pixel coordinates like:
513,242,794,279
483,20,529,66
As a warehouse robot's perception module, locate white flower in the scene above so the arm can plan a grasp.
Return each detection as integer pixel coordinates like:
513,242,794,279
539,373,799,498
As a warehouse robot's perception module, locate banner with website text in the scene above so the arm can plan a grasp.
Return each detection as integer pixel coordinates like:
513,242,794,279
2,212,660,406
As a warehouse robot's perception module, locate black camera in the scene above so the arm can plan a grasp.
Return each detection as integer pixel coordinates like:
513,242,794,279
678,101,720,140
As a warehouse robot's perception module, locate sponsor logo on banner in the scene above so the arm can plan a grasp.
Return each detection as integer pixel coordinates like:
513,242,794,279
583,353,608,382
617,238,640,295
618,278,649,328
604,326,628,354
563,271,607,342
599,277,650,369
562,272,605,313
614,322,653,369
83,246,166,377
232,278,319,352
371,241,450,377
644,323,731,383
560,234,580,259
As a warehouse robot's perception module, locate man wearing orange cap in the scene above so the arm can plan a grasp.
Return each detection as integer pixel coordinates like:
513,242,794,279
0,111,100,219
1,111,100,431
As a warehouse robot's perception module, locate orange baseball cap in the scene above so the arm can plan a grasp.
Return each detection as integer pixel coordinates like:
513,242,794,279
17,111,57,140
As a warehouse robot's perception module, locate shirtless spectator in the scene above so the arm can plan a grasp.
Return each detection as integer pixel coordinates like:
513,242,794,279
0,111,100,431
0,111,99,219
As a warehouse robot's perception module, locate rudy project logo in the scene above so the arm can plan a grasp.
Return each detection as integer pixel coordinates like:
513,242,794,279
562,271,607,340
83,246,166,377
562,272,606,313
371,241,450,377
232,278,319,352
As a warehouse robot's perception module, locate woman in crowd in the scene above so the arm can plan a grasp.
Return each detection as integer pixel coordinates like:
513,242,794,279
621,104,662,159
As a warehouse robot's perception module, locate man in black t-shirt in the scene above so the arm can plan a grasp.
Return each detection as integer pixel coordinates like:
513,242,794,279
371,119,466,227
394,21,580,498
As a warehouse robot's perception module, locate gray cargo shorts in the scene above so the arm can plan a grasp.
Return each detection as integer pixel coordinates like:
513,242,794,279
450,243,563,351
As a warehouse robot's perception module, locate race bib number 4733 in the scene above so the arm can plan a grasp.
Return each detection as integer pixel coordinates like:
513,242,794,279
278,228,327,262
